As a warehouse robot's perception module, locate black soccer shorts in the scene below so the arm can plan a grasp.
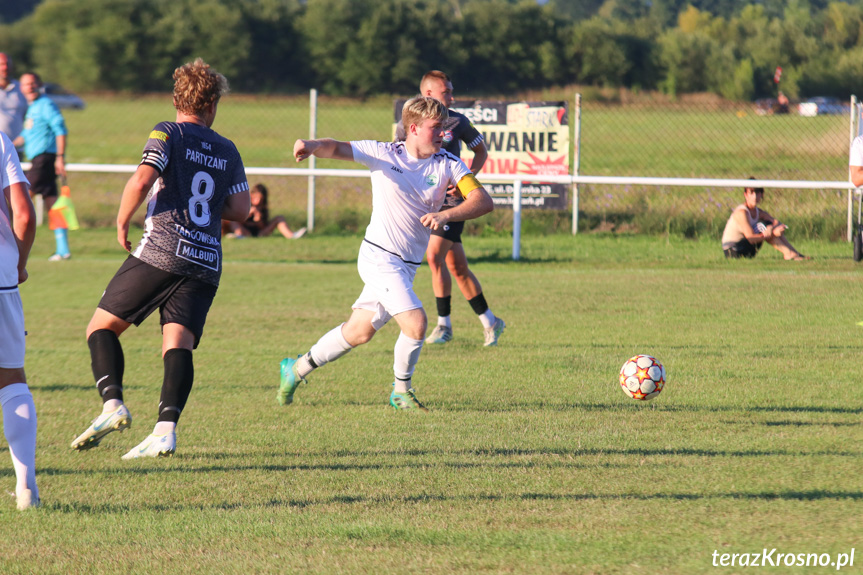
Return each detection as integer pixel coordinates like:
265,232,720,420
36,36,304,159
431,219,465,243
28,153,58,198
97,256,218,348
723,239,761,259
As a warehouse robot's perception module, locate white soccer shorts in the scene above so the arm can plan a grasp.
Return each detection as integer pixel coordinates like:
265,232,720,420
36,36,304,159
353,241,423,331
0,290,26,369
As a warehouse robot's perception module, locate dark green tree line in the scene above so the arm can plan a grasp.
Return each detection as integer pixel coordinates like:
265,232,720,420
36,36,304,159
1,0,862,99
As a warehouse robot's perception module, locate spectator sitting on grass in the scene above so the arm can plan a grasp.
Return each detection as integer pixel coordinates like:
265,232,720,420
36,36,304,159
721,179,808,260
228,183,305,239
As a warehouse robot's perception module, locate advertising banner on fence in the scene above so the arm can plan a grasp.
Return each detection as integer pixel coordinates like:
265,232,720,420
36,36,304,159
394,100,570,210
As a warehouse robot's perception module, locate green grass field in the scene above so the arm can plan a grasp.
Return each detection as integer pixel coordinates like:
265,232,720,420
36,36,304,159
3,229,863,574
581,107,849,180
62,94,850,179
63,94,396,166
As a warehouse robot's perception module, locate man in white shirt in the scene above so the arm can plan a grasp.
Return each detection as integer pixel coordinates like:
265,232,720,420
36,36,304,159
278,96,494,411
0,54,27,146
849,132,863,187
0,130,38,509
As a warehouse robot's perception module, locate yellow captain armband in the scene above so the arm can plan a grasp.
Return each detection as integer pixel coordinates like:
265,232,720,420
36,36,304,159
455,174,482,198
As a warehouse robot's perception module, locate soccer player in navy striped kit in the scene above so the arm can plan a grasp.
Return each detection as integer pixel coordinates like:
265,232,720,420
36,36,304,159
70,59,250,459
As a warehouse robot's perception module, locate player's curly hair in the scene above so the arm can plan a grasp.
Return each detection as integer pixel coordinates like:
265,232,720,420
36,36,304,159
401,96,448,131
172,58,229,117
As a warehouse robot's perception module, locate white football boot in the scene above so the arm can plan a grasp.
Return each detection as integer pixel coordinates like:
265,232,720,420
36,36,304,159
122,432,176,460
70,405,132,450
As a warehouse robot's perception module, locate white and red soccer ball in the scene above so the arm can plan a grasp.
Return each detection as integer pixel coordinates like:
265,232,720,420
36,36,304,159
619,354,665,400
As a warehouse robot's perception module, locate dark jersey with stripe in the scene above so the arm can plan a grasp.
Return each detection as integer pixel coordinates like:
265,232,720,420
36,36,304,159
131,121,248,286
395,108,483,209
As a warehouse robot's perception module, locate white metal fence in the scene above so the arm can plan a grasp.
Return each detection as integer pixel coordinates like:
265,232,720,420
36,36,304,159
48,162,855,260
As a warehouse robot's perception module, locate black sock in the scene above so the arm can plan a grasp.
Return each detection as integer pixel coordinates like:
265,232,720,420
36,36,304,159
468,293,489,315
158,349,194,424
436,296,452,318
88,329,124,403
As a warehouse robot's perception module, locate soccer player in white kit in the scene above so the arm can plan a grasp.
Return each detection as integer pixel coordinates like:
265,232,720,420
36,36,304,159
0,130,38,509
278,96,494,411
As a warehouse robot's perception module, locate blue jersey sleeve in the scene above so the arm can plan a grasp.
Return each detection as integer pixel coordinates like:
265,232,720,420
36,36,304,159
46,101,67,137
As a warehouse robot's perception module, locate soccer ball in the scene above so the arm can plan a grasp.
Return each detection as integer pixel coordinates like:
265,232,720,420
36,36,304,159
619,355,665,400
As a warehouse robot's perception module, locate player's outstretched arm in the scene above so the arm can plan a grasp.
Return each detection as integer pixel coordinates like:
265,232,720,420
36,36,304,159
6,182,36,284
293,138,353,162
116,164,159,252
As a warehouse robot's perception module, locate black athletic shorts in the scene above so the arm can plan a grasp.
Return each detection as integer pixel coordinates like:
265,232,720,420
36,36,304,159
245,222,262,237
431,219,465,243
28,153,58,198
97,256,218,348
723,239,761,259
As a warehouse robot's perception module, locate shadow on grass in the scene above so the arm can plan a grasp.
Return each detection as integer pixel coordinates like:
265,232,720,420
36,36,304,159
10,443,858,483
29,383,94,392
760,420,860,427
446,446,862,458
241,257,358,265
437,400,863,415
39,488,863,514
467,252,575,264
511,490,863,502
1,458,636,480
750,405,863,414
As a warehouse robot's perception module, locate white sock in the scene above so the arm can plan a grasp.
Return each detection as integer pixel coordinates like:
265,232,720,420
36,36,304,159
300,323,353,378
393,379,411,393
479,310,495,329
102,399,123,414
153,421,176,435
437,316,452,328
0,384,38,497
393,332,424,387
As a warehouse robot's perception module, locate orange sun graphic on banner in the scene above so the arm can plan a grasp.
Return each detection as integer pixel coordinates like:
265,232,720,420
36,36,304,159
520,152,568,176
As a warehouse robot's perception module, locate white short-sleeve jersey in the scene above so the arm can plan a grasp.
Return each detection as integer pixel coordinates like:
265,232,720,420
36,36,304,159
0,131,29,289
351,140,472,264
850,135,863,167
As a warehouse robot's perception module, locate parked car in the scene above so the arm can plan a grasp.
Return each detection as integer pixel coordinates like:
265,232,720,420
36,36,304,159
41,83,85,110
798,97,849,116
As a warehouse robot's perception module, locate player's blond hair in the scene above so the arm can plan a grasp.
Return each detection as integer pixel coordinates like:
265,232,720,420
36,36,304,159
172,58,229,117
420,70,450,92
401,96,448,131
